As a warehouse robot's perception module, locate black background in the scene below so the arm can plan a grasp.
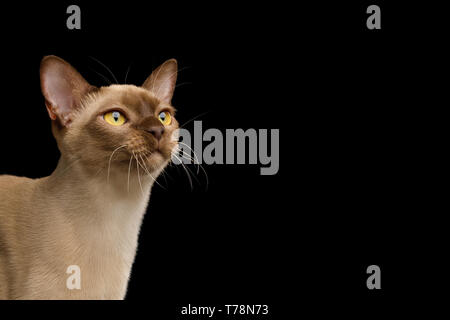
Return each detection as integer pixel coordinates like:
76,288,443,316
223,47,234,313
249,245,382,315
0,0,443,317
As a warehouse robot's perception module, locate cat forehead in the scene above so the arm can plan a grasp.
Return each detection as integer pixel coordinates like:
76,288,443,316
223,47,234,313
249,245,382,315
96,85,161,114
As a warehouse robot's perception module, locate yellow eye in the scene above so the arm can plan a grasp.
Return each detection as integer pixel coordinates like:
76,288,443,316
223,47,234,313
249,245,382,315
158,111,172,126
104,111,126,126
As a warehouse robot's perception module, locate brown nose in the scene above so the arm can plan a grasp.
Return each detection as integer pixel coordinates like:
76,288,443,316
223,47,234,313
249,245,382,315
147,126,165,140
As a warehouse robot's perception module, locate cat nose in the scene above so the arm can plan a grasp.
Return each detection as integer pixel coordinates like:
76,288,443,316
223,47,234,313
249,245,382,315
147,126,165,140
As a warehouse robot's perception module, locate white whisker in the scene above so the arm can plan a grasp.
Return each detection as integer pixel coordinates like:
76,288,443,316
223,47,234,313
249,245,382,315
107,145,127,184
172,146,209,191
89,56,119,84
139,154,166,190
179,111,211,129
124,62,132,84
178,142,201,173
172,153,193,191
133,153,145,197
127,155,133,193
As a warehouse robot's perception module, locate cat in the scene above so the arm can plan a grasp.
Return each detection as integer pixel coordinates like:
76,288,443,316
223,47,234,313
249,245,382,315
0,55,179,299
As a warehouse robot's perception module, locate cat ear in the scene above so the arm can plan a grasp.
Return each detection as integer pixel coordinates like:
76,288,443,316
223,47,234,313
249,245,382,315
142,59,178,104
40,55,94,126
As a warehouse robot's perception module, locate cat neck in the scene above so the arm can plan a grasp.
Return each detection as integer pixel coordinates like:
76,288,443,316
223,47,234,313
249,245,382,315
31,156,155,299
39,155,154,228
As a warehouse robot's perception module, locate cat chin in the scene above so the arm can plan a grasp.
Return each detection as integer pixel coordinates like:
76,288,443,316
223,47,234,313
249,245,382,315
145,151,170,172
112,151,169,174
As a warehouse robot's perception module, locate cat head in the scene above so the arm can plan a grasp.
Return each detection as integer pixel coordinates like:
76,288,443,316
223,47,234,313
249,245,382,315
40,55,179,175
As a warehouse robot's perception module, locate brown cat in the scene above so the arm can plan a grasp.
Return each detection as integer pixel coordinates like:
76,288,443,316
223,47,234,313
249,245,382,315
0,56,179,299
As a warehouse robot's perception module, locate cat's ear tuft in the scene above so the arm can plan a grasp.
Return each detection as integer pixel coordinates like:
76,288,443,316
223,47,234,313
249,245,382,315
142,59,178,104
40,55,94,126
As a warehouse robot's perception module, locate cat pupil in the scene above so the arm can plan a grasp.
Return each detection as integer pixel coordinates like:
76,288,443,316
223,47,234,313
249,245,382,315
160,113,165,121
113,112,119,121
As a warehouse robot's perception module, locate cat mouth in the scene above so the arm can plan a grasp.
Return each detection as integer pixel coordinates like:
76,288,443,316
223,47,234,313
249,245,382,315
125,144,172,171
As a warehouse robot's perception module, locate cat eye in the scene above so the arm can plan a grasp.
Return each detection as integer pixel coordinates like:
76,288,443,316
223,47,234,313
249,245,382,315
158,111,172,126
104,111,126,126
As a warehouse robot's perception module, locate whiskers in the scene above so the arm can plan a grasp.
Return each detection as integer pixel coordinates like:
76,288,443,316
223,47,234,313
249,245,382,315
127,154,133,193
107,144,170,196
105,142,208,194
133,152,145,197
107,145,128,184
135,152,166,191
124,62,133,84
89,56,119,84
179,111,211,129
171,143,209,191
